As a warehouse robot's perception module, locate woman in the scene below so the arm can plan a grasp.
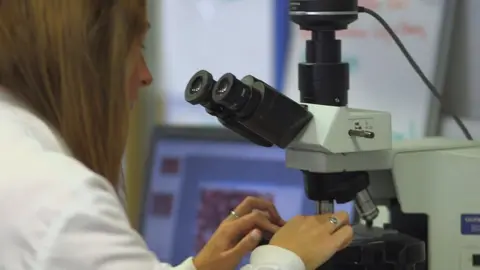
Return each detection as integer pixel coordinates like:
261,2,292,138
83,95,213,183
0,1,354,270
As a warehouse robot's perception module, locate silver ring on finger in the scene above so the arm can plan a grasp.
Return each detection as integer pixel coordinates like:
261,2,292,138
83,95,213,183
229,210,240,219
329,216,339,226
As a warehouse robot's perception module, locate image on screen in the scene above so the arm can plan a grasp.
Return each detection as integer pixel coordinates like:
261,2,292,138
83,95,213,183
196,188,274,252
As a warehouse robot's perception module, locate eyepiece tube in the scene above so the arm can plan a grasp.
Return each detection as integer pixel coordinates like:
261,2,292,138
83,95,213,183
184,70,217,107
212,74,313,148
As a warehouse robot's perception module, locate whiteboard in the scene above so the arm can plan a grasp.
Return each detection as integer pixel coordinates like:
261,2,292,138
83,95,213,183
159,0,275,125
283,0,457,139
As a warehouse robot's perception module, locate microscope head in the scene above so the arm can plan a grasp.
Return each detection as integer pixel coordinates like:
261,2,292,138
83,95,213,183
185,70,313,149
184,71,392,154
184,0,392,154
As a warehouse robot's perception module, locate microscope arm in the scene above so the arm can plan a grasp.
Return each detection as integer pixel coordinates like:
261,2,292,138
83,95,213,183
382,139,480,270
286,138,480,269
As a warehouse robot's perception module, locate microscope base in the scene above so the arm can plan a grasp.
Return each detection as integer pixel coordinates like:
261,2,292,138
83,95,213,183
317,225,426,270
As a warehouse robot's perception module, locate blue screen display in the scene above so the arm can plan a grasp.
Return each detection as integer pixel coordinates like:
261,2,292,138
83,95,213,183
141,137,354,267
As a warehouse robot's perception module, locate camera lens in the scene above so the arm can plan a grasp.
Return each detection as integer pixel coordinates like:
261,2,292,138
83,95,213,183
184,70,216,105
212,73,251,112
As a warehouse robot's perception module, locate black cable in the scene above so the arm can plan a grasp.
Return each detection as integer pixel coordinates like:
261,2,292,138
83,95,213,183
358,6,473,140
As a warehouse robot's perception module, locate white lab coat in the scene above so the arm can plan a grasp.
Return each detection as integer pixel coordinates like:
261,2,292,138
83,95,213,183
0,87,306,270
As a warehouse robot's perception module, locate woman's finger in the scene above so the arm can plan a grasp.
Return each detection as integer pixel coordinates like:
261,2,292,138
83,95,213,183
224,229,263,259
232,196,285,225
330,225,354,250
316,211,350,234
223,211,281,239
224,209,241,222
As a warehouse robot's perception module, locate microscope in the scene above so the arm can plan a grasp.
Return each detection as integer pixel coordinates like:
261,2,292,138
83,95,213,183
183,0,480,269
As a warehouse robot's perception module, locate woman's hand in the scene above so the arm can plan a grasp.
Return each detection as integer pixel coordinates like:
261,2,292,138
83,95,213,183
269,211,354,270
193,196,285,270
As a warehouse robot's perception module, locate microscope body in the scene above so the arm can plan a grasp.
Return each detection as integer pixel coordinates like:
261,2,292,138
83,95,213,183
287,110,480,269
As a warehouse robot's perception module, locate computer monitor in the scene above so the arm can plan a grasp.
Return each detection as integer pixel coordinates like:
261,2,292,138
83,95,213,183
140,126,354,266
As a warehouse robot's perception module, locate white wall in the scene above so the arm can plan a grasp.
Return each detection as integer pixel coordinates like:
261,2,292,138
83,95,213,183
440,0,480,137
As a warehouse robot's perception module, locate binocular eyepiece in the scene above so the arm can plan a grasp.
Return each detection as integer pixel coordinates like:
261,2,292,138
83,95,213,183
184,70,313,148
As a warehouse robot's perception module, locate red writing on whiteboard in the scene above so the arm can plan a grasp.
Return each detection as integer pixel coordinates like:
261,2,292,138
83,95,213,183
300,30,311,40
301,22,426,42
374,22,426,40
399,22,426,38
358,0,380,9
387,0,410,10
337,29,369,38
358,0,410,10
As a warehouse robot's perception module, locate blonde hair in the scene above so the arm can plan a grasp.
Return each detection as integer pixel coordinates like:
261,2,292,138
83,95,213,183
0,1,147,186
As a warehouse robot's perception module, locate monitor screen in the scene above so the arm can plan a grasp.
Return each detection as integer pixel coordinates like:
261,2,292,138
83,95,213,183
140,126,354,267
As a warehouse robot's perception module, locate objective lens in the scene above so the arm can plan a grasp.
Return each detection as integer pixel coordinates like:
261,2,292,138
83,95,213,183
184,70,216,105
354,189,379,223
212,73,252,112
